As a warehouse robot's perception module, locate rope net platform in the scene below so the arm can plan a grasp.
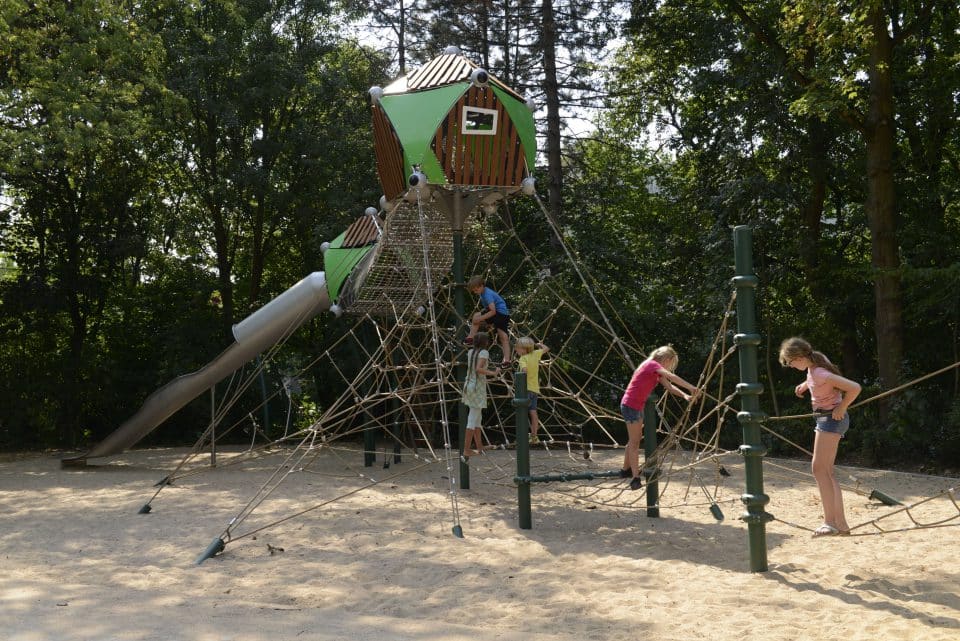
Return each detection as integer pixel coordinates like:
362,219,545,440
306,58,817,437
339,199,465,317
135,196,960,560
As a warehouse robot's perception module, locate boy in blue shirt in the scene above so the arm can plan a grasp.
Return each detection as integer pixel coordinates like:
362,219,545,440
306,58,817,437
464,275,511,365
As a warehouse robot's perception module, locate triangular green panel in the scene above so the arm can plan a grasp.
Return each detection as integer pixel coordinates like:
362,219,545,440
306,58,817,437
380,83,470,184
323,230,375,303
492,85,536,170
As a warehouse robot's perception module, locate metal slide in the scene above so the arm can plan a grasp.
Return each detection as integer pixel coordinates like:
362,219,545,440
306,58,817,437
65,272,331,463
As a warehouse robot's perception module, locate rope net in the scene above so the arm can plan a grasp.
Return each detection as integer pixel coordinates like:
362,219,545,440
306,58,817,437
339,200,462,316
142,195,960,550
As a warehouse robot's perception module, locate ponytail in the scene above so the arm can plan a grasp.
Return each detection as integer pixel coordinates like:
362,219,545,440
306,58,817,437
779,337,841,375
810,350,841,375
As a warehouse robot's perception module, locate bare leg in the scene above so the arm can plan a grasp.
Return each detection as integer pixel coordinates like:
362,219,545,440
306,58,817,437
466,315,482,340
464,407,483,456
529,409,539,438
497,329,511,362
811,431,848,531
462,428,473,456
464,428,480,455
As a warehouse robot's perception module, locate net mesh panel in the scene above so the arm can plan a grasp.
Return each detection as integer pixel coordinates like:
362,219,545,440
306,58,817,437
339,199,472,318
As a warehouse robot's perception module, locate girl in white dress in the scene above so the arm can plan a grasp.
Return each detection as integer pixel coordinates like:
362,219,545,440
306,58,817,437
462,332,499,456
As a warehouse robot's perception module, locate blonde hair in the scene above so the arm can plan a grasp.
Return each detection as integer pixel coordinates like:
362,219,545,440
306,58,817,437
649,345,678,370
778,337,840,375
467,275,485,290
516,337,535,353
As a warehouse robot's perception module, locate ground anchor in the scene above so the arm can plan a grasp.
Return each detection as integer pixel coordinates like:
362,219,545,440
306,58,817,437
195,537,225,565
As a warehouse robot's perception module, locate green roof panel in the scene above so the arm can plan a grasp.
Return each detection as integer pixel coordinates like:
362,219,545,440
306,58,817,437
323,230,375,302
379,83,470,184
492,85,537,170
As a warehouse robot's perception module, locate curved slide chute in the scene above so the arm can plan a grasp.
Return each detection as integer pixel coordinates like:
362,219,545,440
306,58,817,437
64,272,331,464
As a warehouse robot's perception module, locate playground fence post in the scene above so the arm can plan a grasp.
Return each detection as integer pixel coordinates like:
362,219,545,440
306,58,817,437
514,371,532,529
643,396,660,518
733,224,772,572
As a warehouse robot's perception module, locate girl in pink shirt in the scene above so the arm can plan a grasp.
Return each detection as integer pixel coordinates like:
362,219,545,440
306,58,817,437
779,337,862,537
619,346,700,490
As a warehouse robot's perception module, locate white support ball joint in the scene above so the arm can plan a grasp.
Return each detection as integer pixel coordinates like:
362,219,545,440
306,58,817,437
405,171,431,202
329,304,343,317
409,171,427,189
521,176,536,196
368,86,384,104
379,195,397,213
320,241,331,255
443,45,461,55
364,206,378,217
470,68,489,88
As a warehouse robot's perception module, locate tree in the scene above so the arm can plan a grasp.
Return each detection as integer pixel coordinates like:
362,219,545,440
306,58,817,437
0,0,169,446
151,0,383,335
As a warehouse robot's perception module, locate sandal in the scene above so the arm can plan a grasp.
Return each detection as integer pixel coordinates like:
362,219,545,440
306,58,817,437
812,524,840,537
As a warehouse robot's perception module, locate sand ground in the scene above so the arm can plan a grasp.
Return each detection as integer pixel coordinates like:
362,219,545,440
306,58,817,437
1,446,958,641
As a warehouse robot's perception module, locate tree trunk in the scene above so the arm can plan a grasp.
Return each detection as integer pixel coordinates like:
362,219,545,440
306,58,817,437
799,117,861,379
212,210,234,339
865,5,903,391
250,193,265,306
540,0,563,226
799,116,826,274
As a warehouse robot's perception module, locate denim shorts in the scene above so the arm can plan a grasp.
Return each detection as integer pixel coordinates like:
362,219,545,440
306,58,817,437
620,403,642,423
814,410,850,437
528,391,539,411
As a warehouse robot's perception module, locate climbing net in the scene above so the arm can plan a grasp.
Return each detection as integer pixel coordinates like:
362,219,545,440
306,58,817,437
139,192,960,556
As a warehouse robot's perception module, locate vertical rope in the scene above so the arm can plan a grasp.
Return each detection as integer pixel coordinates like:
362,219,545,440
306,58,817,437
531,193,635,370
414,190,463,532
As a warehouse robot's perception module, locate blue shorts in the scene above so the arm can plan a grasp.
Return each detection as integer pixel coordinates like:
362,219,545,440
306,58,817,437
528,392,538,411
620,404,642,423
814,411,850,437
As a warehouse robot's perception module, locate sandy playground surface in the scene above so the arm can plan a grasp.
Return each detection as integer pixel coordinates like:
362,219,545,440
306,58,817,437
1,445,958,641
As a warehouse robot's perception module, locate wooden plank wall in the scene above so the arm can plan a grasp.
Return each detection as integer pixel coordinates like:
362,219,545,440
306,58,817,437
371,105,406,201
432,86,528,187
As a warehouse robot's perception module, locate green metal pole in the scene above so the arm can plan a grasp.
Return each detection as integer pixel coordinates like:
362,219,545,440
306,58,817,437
389,365,401,466
363,328,377,467
733,225,771,572
516,470,627,483
642,396,660,518
257,360,270,436
868,489,902,506
453,222,470,489
209,386,217,467
514,371,532,529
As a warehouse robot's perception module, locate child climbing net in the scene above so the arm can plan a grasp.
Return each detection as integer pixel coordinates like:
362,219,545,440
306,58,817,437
136,196,960,562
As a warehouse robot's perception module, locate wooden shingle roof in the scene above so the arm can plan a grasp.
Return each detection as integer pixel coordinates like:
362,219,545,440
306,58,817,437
400,54,525,102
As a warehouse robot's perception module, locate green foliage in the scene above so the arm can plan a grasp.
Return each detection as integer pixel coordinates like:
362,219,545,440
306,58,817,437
0,0,388,449
0,1,958,475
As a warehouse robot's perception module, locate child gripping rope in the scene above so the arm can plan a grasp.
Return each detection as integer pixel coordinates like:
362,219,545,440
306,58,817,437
464,275,511,366
461,332,501,458
516,337,549,444
619,346,700,490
